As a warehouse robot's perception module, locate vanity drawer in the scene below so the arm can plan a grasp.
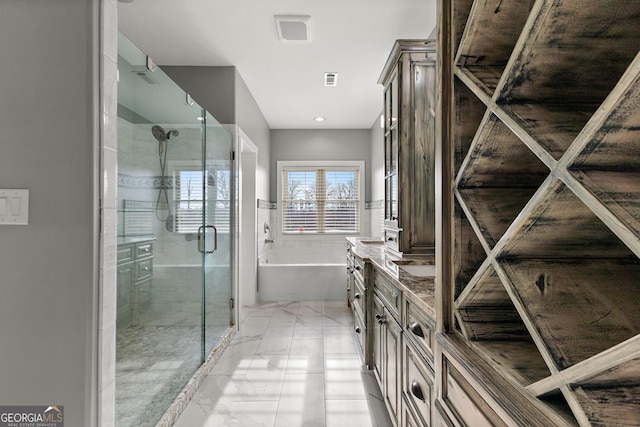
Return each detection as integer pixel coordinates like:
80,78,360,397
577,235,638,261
404,339,434,427
352,273,366,316
117,244,135,264
405,299,435,364
374,270,401,321
353,256,365,283
135,257,153,281
353,306,366,359
136,242,153,259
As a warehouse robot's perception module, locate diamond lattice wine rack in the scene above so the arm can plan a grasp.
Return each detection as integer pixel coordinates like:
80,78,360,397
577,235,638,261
449,0,640,425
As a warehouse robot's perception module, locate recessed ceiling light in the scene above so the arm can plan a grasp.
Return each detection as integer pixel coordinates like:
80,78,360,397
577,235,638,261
314,117,326,122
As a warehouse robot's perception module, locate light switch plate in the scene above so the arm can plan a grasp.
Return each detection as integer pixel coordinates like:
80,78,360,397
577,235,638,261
0,189,29,225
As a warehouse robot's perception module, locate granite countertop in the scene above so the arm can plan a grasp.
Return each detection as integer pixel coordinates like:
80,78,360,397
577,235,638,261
347,237,436,320
117,236,157,245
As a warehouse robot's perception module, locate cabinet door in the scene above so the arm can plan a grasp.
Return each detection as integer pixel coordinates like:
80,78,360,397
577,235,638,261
384,309,402,426
372,295,384,387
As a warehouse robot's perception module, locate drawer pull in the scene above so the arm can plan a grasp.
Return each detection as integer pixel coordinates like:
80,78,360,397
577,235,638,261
408,322,424,338
411,380,425,401
354,293,361,300
355,326,361,334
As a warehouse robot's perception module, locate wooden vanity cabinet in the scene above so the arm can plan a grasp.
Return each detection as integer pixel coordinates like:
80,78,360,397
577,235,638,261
439,0,640,425
117,239,154,328
373,292,403,427
347,243,374,369
379,40,437,256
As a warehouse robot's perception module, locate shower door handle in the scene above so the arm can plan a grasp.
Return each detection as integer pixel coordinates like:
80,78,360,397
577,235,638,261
198,225,218,254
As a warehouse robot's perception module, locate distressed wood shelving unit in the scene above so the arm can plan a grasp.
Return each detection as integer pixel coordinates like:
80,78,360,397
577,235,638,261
443,0,640,425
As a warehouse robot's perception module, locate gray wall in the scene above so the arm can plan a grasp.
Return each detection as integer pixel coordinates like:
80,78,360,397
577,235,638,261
162,66,271,200
0,1,99,425
270,129,373,201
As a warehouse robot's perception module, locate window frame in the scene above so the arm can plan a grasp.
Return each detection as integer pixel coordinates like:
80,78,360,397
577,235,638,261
277,160,365,239
169,160,232,234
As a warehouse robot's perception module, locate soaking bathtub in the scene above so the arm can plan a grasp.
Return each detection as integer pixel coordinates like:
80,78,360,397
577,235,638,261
257,253,347,301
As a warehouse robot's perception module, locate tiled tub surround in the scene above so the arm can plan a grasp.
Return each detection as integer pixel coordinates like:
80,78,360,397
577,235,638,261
258,247,347,302
258,254,347,301
172,301,393,427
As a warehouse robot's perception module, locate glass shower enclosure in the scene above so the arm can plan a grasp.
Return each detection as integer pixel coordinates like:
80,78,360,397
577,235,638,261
116,33,233,427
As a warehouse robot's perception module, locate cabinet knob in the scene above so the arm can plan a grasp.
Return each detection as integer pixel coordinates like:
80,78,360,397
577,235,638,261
378,317,387,325
355,326,361,334
410,380,425,401
355,265,361,271
375,313,382,320
408,322,424,338
354,293,361,300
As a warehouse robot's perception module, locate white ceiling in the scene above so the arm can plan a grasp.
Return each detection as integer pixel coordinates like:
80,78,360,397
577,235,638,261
117,0,437,130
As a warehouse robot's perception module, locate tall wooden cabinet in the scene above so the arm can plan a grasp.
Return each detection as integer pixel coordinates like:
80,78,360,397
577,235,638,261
438,0,640,425
379,40,437,256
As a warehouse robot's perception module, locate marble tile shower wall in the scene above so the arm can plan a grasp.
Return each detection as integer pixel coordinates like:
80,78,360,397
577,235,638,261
117,119,215,266
117,119,233,331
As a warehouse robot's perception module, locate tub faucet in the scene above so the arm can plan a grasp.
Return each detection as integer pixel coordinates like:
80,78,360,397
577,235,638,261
264,239,274,244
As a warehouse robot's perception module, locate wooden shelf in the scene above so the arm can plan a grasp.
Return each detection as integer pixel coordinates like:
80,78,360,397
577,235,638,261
472,341,551,387
580,356,640,388
500,103,594,160
446,0,640,424
538,392,579,427
454,200,487,299
456,266,551,387
453,77,486,175
573,385,640,427
498,1,640,105
569,68,640,243
457,114,548,187
501,259,640,370
456,0,536,95
453,0,475,53
500,182,634,259
458,188,536,248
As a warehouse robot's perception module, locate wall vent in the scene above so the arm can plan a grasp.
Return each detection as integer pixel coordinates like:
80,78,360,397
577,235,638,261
324,72,338,87
275,15,311,42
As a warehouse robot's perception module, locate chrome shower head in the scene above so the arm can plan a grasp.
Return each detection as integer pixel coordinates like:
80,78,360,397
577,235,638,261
151,125,180,142
151,125,167,142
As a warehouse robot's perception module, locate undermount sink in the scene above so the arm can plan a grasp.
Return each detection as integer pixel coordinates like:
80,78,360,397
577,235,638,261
398,264,436,277
359,239,384,244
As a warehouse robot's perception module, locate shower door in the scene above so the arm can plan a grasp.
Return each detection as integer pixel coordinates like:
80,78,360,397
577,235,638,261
116,32,233,427
202,120,233,357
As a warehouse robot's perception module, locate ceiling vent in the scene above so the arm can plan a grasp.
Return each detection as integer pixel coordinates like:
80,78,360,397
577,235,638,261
324,72,338,87
275,15,311,42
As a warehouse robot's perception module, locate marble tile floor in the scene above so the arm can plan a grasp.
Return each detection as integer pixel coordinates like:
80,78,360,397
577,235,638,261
172,301,393,427
116,324,230,427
